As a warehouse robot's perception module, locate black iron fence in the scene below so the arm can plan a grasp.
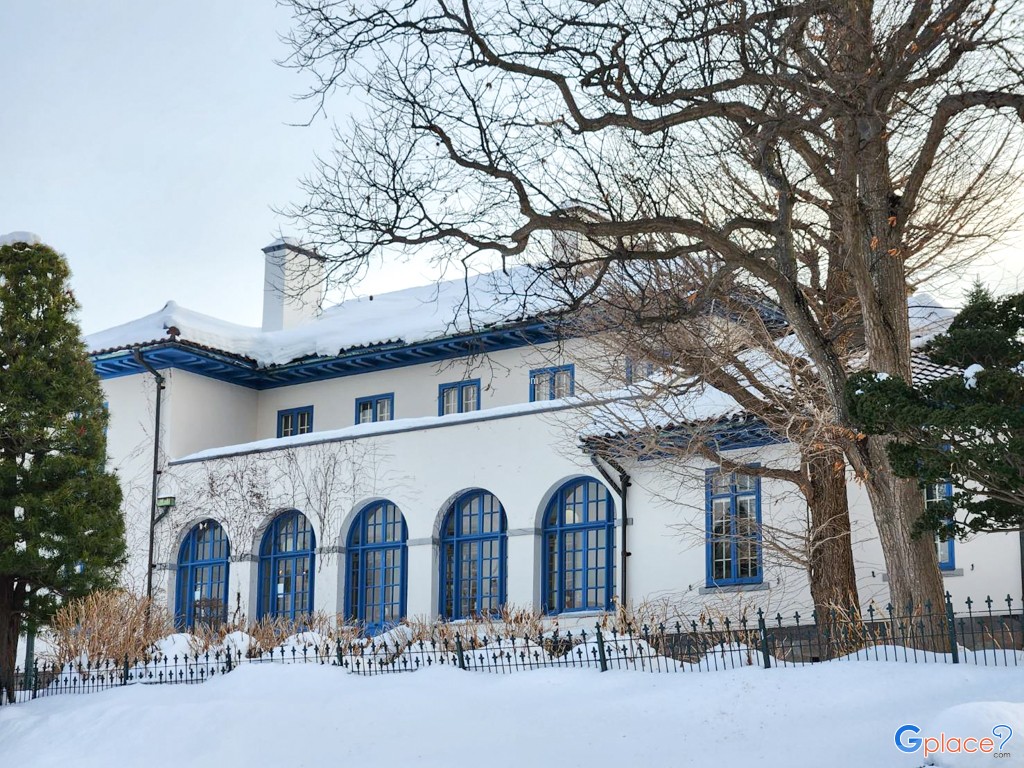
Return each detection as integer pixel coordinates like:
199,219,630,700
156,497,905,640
4,592,1022,707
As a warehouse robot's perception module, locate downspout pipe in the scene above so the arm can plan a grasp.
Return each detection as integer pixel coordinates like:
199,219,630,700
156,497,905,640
588,451,631,609
132,349,165,602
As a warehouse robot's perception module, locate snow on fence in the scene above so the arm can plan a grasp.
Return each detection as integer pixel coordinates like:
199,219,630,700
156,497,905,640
4,593,1022,707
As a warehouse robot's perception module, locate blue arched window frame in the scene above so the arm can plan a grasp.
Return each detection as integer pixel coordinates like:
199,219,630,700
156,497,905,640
345,501,408,634
257,510,316,621
175,519,230,630
542,478,615,614
438,490,508,619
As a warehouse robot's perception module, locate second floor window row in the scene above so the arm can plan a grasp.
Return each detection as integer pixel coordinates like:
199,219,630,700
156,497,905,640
275,365,577,437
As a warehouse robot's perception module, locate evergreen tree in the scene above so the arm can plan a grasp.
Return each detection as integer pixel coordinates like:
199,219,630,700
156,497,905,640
0,237,125,703
848,284,1024,537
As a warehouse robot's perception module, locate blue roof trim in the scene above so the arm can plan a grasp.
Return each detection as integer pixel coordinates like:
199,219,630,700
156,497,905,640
90,321,560,390
584,415,788,456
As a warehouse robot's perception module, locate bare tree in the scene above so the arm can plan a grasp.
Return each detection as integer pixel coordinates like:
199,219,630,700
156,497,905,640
280,0,1024,622
162,439,402,623
572,261,860,618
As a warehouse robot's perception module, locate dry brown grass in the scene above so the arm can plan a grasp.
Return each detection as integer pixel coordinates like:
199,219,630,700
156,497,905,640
48,590,174,666
401,605,553,647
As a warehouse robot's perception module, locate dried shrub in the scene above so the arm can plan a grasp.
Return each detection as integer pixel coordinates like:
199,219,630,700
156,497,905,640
48,590,173,666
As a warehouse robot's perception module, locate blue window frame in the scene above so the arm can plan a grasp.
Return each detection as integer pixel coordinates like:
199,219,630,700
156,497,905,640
706,470,762,586
542,478,614,614
257,510,315,621
346,501,408,633
438,379,481,416
624,357,655,384
175,519,230,630
529,364,574,402
355,393,394,424
277,406,313,438
927,482,956,571
439,490,507,619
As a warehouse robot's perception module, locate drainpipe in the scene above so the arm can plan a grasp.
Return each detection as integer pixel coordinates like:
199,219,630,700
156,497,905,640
588,451,632,607
132,349,165,602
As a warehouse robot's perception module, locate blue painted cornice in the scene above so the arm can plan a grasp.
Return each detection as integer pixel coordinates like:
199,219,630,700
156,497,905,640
90,320,560,390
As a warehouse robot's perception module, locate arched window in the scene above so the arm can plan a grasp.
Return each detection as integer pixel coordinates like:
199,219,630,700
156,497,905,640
543,478,615,614
257,510,315,621
346,501,407,633
439,491,507,619
175,519,230,630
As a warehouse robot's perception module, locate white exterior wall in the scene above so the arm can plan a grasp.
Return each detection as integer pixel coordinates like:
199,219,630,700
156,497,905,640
157,405,600,621
102,373,162,591
102,369,259,596
164,370,258,458
100,339,1023,628
254,338,594,436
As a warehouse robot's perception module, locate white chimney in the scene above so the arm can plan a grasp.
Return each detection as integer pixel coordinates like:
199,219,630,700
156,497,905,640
261,238,326,332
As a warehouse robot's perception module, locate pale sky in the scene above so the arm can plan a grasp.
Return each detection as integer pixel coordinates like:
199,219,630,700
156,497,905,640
0,1,436,335
2,2,1023,335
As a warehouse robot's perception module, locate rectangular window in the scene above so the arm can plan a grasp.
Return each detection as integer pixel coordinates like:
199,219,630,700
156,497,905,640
927,482,956,571
277,406,313,438
355,393,394,424
438,379,481,416
529,364,574,402
624,357,655,385
706,469,762,586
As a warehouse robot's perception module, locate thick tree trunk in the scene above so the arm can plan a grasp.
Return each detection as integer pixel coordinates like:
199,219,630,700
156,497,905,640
863,436,947,649
0,575,21,705
805,450,859,620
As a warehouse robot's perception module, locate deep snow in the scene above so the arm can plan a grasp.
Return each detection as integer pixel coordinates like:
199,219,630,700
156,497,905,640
1,660,1021,768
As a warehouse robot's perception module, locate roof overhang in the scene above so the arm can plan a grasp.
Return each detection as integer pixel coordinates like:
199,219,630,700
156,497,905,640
582,413,788,457
90,320,561,390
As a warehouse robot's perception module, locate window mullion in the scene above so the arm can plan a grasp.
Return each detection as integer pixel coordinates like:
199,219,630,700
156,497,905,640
730,492,739,582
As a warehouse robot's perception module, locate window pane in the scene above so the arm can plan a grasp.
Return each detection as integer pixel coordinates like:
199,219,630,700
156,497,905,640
280,413,294,437
462,383,479,412
533,372,552,400
554,369,572,398
358,401,374,424
297,411,311,434
377,398,391,421
712,473,731,495
442,387,459,415
735,474,755,492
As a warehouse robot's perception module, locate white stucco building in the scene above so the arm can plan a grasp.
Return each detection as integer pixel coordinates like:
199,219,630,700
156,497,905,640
85,239,1024,632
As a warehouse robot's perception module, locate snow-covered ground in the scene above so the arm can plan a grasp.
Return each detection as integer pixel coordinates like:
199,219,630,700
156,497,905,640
1,660,1021,768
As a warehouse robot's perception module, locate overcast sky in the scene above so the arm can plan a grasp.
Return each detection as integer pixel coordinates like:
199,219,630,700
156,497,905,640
2,2,1024,335
0,1,438,334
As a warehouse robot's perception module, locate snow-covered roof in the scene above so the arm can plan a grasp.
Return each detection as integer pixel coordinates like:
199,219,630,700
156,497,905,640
908,292,957,347
86,268,551,367
584,293,959,441
0,231,43,247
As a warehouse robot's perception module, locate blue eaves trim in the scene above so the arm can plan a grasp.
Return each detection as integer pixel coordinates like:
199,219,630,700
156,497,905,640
89,321,559,390
588,416,787,459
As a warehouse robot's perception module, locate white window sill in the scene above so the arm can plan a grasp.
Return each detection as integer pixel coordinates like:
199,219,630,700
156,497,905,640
941,568,964,577
698,582,770,595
